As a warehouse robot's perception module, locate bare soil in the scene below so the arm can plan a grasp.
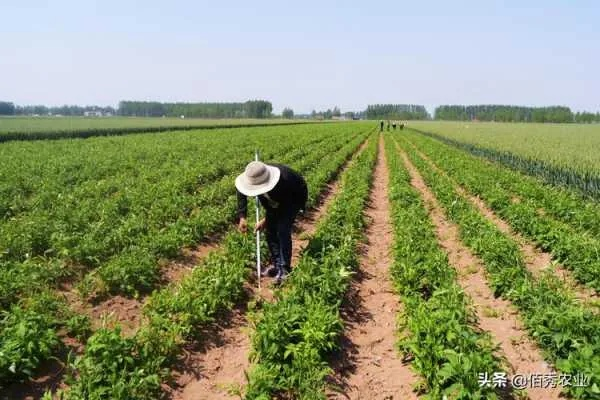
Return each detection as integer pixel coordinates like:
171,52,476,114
411,143,598,304
2,337,84,400
161,239,221,283
327,135,417,400
168,139,369,399
398,145,562,400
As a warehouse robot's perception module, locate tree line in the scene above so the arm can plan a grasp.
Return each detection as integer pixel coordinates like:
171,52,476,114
0,102,116,116
573,111,600,123
117,100,273,119
3,100,599,123
0,100,273,119
365,104,430,120
434,105,600,123
311,106,341,120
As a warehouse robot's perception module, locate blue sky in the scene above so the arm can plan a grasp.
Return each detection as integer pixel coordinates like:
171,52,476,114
1,0,598,113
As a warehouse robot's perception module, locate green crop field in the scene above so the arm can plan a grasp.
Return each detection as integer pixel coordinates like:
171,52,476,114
0,116,306,142
0,116,299,133
1,122,599,400
408,121,600,198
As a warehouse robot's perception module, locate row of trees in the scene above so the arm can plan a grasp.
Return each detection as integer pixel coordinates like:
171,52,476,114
305,107,364,120
0,102,15,115
574,111,600,123
0,102,115,116
311,107,341,120
3,99,599,123
365,104,430,120
117,100,273,119
434,105,600,123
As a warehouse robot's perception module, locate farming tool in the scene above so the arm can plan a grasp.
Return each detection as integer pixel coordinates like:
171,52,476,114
255,149,262,289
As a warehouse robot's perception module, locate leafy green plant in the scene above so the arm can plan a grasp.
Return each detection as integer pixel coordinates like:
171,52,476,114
98,247,158,297
385,135,501,399
408,122,600,200
58,326,165,400
52,126,372,398
246,132,377,399
397,132,600,399
404,129,600,291
0,304,60,384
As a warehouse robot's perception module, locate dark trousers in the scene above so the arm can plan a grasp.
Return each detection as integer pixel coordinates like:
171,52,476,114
265,205,300,271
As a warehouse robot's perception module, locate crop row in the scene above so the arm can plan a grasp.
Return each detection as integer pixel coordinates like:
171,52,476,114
0,125,368,388
396,133,600,399
411,126,600,200
244,134,378,399
47,129,374,399
0,124,366,309
407,127,600,238
0,119,310,143
384,135,502,399
85,126,364,297
403,130,600,292
0,126,355,383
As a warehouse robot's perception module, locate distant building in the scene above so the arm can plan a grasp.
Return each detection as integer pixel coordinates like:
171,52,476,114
84,110,104,117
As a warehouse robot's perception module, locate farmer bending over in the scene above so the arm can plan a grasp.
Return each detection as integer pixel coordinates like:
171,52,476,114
236,161,308,284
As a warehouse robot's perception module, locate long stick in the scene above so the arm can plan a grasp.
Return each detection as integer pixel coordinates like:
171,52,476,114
255,150,261,289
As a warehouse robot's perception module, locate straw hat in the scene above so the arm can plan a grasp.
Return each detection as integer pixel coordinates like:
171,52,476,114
235,161,281,196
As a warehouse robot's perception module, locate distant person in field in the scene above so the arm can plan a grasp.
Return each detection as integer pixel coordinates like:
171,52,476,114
392,121,397,130
380,120,384,132
387,120,391,131
400,122,405,130
236,161,308,284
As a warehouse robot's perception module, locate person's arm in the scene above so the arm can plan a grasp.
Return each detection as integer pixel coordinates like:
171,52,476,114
237,189,248,232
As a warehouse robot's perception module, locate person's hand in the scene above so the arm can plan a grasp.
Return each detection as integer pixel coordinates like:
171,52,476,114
254,218,266,233
238,217,248,233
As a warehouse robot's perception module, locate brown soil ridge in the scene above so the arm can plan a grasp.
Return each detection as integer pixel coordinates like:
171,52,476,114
15,237,227,399
64,137,374,337
1,337,83,400
169,136,372,400
13,135,374,400
406,140,598,305
327,135,418,399
396,142,562,400
58,237,222,339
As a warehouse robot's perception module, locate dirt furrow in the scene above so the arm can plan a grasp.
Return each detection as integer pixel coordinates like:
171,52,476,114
8,136,373,400
59,237,222,338
170,139,371,400
171,181,343,400
398,145,561,400
328,135,417,400
66,140,374,336
408,141,598,304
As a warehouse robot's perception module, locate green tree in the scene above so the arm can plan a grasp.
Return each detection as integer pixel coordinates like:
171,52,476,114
366,104,429,120
281,108,294,119
0,101,15,115
434,105,574,123
117,100,273,119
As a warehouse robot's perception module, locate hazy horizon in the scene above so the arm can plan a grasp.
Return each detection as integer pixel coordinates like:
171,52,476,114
2,1,598,114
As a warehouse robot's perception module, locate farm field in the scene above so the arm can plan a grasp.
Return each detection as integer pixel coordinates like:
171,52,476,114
408,121,600,199
0,117,306,142
1,122,599,400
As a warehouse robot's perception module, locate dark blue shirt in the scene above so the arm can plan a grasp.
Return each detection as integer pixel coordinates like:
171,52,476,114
237,163,308,219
